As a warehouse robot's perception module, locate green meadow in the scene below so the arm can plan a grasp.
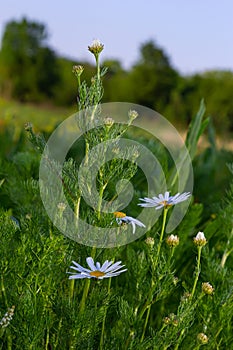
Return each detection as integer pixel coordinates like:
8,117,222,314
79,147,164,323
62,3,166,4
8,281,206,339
0,27,233,349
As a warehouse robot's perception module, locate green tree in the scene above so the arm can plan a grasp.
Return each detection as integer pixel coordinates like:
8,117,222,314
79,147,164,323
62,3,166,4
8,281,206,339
0,17,60,101
167,70,233,133
128,40,179,111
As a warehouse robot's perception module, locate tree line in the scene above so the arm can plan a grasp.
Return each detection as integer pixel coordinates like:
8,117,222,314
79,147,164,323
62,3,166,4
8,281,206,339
0,17,233,133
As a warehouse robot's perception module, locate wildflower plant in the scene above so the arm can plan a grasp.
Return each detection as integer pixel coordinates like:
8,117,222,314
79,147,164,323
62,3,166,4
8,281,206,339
0,40,233,350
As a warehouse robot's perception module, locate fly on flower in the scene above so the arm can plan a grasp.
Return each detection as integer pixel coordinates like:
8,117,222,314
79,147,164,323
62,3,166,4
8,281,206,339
68,257,127,280
114,211,146,234
138,191,191,210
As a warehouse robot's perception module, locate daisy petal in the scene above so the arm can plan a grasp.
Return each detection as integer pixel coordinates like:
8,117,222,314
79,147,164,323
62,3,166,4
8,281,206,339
86,257,96,271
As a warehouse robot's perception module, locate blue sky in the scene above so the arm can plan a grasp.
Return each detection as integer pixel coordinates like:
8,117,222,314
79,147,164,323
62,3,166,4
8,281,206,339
1,0,233,74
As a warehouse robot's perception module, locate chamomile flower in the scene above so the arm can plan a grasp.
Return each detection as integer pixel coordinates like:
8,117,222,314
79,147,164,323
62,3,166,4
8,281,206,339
138,191,191,210
68,257,127,280
114,211,145,234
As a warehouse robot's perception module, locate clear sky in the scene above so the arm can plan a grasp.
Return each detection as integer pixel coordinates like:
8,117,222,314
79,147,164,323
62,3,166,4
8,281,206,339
1,0,233,74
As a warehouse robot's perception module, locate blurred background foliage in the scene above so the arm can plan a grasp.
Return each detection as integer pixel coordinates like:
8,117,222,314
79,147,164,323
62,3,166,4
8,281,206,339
0,17,233,137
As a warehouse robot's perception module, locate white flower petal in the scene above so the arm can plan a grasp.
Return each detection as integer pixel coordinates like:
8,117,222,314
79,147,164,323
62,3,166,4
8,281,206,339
104,261,123,273
100,260,112,271
86,257,96,271
96,262,101,270
131,221,136,234
105,269,127,277
70,261,91,273
68,273,91,279
164,191,170,200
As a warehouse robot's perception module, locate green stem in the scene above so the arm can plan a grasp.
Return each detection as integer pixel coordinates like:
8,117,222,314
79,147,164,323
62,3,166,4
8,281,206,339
7,331,12,350
140,208,169,342
97,185,104,220
96,55,100,81
174,328,185,350
84,139,89,166
191,246,202,298
140,304,151,343
74,196,81,229
221,229,233,268
154,208,169,267
79,247,96,314
69,279,75,304
99,277,112,350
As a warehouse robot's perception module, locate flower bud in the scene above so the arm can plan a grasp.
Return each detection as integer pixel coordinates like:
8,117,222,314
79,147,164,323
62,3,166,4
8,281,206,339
57,202,66,212
104,117,114,128
0,306,15,328
163,316,170,325
202,282,214,295
72,65,84,77
197,333,208,344
145,237,155,247
166,234,179,247
193,231,207,247
24,122,32,131
88,39,104,56
181,292,192,303
128,110,138,122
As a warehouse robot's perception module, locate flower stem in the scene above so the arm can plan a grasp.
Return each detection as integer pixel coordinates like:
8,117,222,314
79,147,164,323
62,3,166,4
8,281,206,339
99,277,112,350
221,228,233,268
154,208,169,267
140,304,151,342
174,328,185,350
191,246,202,298
74,196,81,229
97,184,104,220
84,139,89,166
96,55,100,81
140,208,169,342
79,247,96,314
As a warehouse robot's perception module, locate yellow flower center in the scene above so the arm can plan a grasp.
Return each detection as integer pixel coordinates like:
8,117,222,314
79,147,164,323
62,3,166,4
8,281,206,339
114,211,126,218
90,270,106,278
160,201,172,207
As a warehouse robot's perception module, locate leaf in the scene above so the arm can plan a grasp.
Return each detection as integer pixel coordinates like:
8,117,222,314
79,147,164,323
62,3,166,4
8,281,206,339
185,99,208,160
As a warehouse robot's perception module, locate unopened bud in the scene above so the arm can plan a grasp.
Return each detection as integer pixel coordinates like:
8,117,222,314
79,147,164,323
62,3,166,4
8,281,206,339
145,237,155,247
166,234,179,247
88,39,104,56
72,65,84,77
193,232,207,247
202,282,214,295
197,333,208,344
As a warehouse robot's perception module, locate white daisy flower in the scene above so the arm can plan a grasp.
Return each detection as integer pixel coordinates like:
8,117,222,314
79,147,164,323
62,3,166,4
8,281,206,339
114,211,146,234
68,257,127,280
138,191,191,210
